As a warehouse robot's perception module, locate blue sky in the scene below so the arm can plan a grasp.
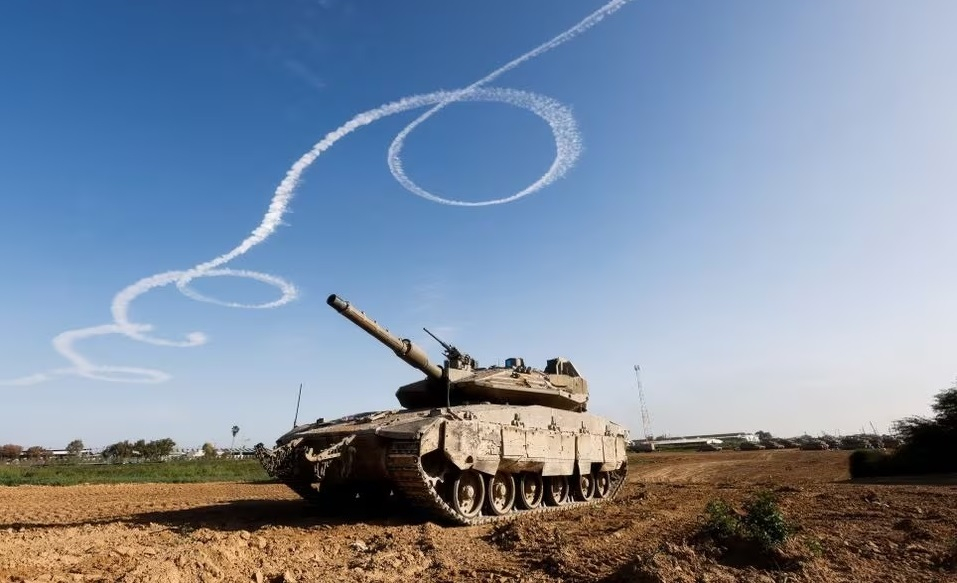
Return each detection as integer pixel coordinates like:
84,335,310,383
2,0,955,450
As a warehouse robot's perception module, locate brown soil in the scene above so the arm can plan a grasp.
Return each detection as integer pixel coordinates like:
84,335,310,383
2,450,956,582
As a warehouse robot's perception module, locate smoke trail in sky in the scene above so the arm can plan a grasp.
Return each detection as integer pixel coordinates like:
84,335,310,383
1,0,635,386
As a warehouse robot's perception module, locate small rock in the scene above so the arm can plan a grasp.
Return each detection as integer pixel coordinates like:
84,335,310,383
351,540,368,552
253,571,264,583
239,530,251,540
282,571,297,583
256,538,268,550
905,543,930,554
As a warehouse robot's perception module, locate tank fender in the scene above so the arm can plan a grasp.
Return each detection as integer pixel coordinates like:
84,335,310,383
374,416,443,441
443,420,500,475
418,420,442,456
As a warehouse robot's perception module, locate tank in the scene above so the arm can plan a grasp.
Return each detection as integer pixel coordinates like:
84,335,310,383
254,293,629,525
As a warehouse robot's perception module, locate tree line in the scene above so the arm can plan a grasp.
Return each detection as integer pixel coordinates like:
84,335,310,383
0,438,178,461
851,378,957,477
0,440,87,460
100,438,177,460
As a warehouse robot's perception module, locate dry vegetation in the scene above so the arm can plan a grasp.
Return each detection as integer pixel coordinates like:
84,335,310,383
2,450,956,582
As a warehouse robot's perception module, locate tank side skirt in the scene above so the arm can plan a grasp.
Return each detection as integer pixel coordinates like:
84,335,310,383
443,421,620,477
386,440,627,526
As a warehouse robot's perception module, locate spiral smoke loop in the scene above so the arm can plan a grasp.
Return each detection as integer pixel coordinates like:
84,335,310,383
1,0,634,386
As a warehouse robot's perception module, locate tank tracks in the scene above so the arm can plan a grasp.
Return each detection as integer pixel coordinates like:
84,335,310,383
385,440,627,526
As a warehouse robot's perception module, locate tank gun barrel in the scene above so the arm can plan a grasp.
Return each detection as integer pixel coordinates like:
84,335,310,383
327,294,443,380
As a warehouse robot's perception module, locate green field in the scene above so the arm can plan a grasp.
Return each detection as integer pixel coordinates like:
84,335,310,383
0,458,271,486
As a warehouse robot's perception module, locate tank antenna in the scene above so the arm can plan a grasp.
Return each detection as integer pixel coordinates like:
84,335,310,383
292,382,303,428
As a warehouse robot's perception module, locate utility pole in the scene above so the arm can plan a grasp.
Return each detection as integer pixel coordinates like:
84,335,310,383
634,364,654,441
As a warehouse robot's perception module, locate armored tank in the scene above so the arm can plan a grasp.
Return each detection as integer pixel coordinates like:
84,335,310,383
254,293,629,525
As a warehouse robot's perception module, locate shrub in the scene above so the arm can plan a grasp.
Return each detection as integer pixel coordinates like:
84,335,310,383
741,490,795,551
849,449,894,477
702,490,794,553
703,499,740,540
804,538,824,558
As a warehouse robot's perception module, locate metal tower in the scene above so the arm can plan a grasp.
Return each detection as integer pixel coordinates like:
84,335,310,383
634,364,654,440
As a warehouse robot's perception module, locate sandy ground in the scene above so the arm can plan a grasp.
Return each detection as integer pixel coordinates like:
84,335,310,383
1,450,956,582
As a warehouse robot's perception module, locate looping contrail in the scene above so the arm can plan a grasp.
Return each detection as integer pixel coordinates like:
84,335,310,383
1,0,634,387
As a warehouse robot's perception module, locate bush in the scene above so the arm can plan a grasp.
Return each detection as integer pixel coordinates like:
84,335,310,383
704,499,740,540
849,381,957,478
741,491,795,551
849,449,894,477
702,490,795,553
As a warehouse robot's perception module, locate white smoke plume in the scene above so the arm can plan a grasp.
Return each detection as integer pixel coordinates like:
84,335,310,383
1,0,635,386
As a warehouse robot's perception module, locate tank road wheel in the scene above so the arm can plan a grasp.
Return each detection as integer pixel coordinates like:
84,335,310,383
517,473,544,510
544,475,570,506
593,471,612,498
485,472,516,516
451,469,485,519
573,472,595,501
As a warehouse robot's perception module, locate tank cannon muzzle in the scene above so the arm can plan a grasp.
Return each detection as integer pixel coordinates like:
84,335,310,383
327,294,350,313
326,294,443,380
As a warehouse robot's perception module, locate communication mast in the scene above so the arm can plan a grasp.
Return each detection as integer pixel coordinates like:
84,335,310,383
634,364,653,441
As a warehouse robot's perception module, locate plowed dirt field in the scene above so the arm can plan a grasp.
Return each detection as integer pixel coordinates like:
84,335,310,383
2,450,956,582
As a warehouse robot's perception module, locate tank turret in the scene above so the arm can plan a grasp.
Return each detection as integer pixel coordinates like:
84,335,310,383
326,294,588,412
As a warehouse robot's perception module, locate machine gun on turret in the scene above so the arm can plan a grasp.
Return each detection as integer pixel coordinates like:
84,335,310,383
423,327,475,371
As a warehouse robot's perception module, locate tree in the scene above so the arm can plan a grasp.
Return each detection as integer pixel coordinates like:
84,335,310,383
202,442,218,458
0,444,23,460
853,378,957,476
102,440,135,460
755,431,773,441
66,439,85,457
931,378,957,424
25,446,50,459
893,380,957,443
150,438,176,458
231,425,240,451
